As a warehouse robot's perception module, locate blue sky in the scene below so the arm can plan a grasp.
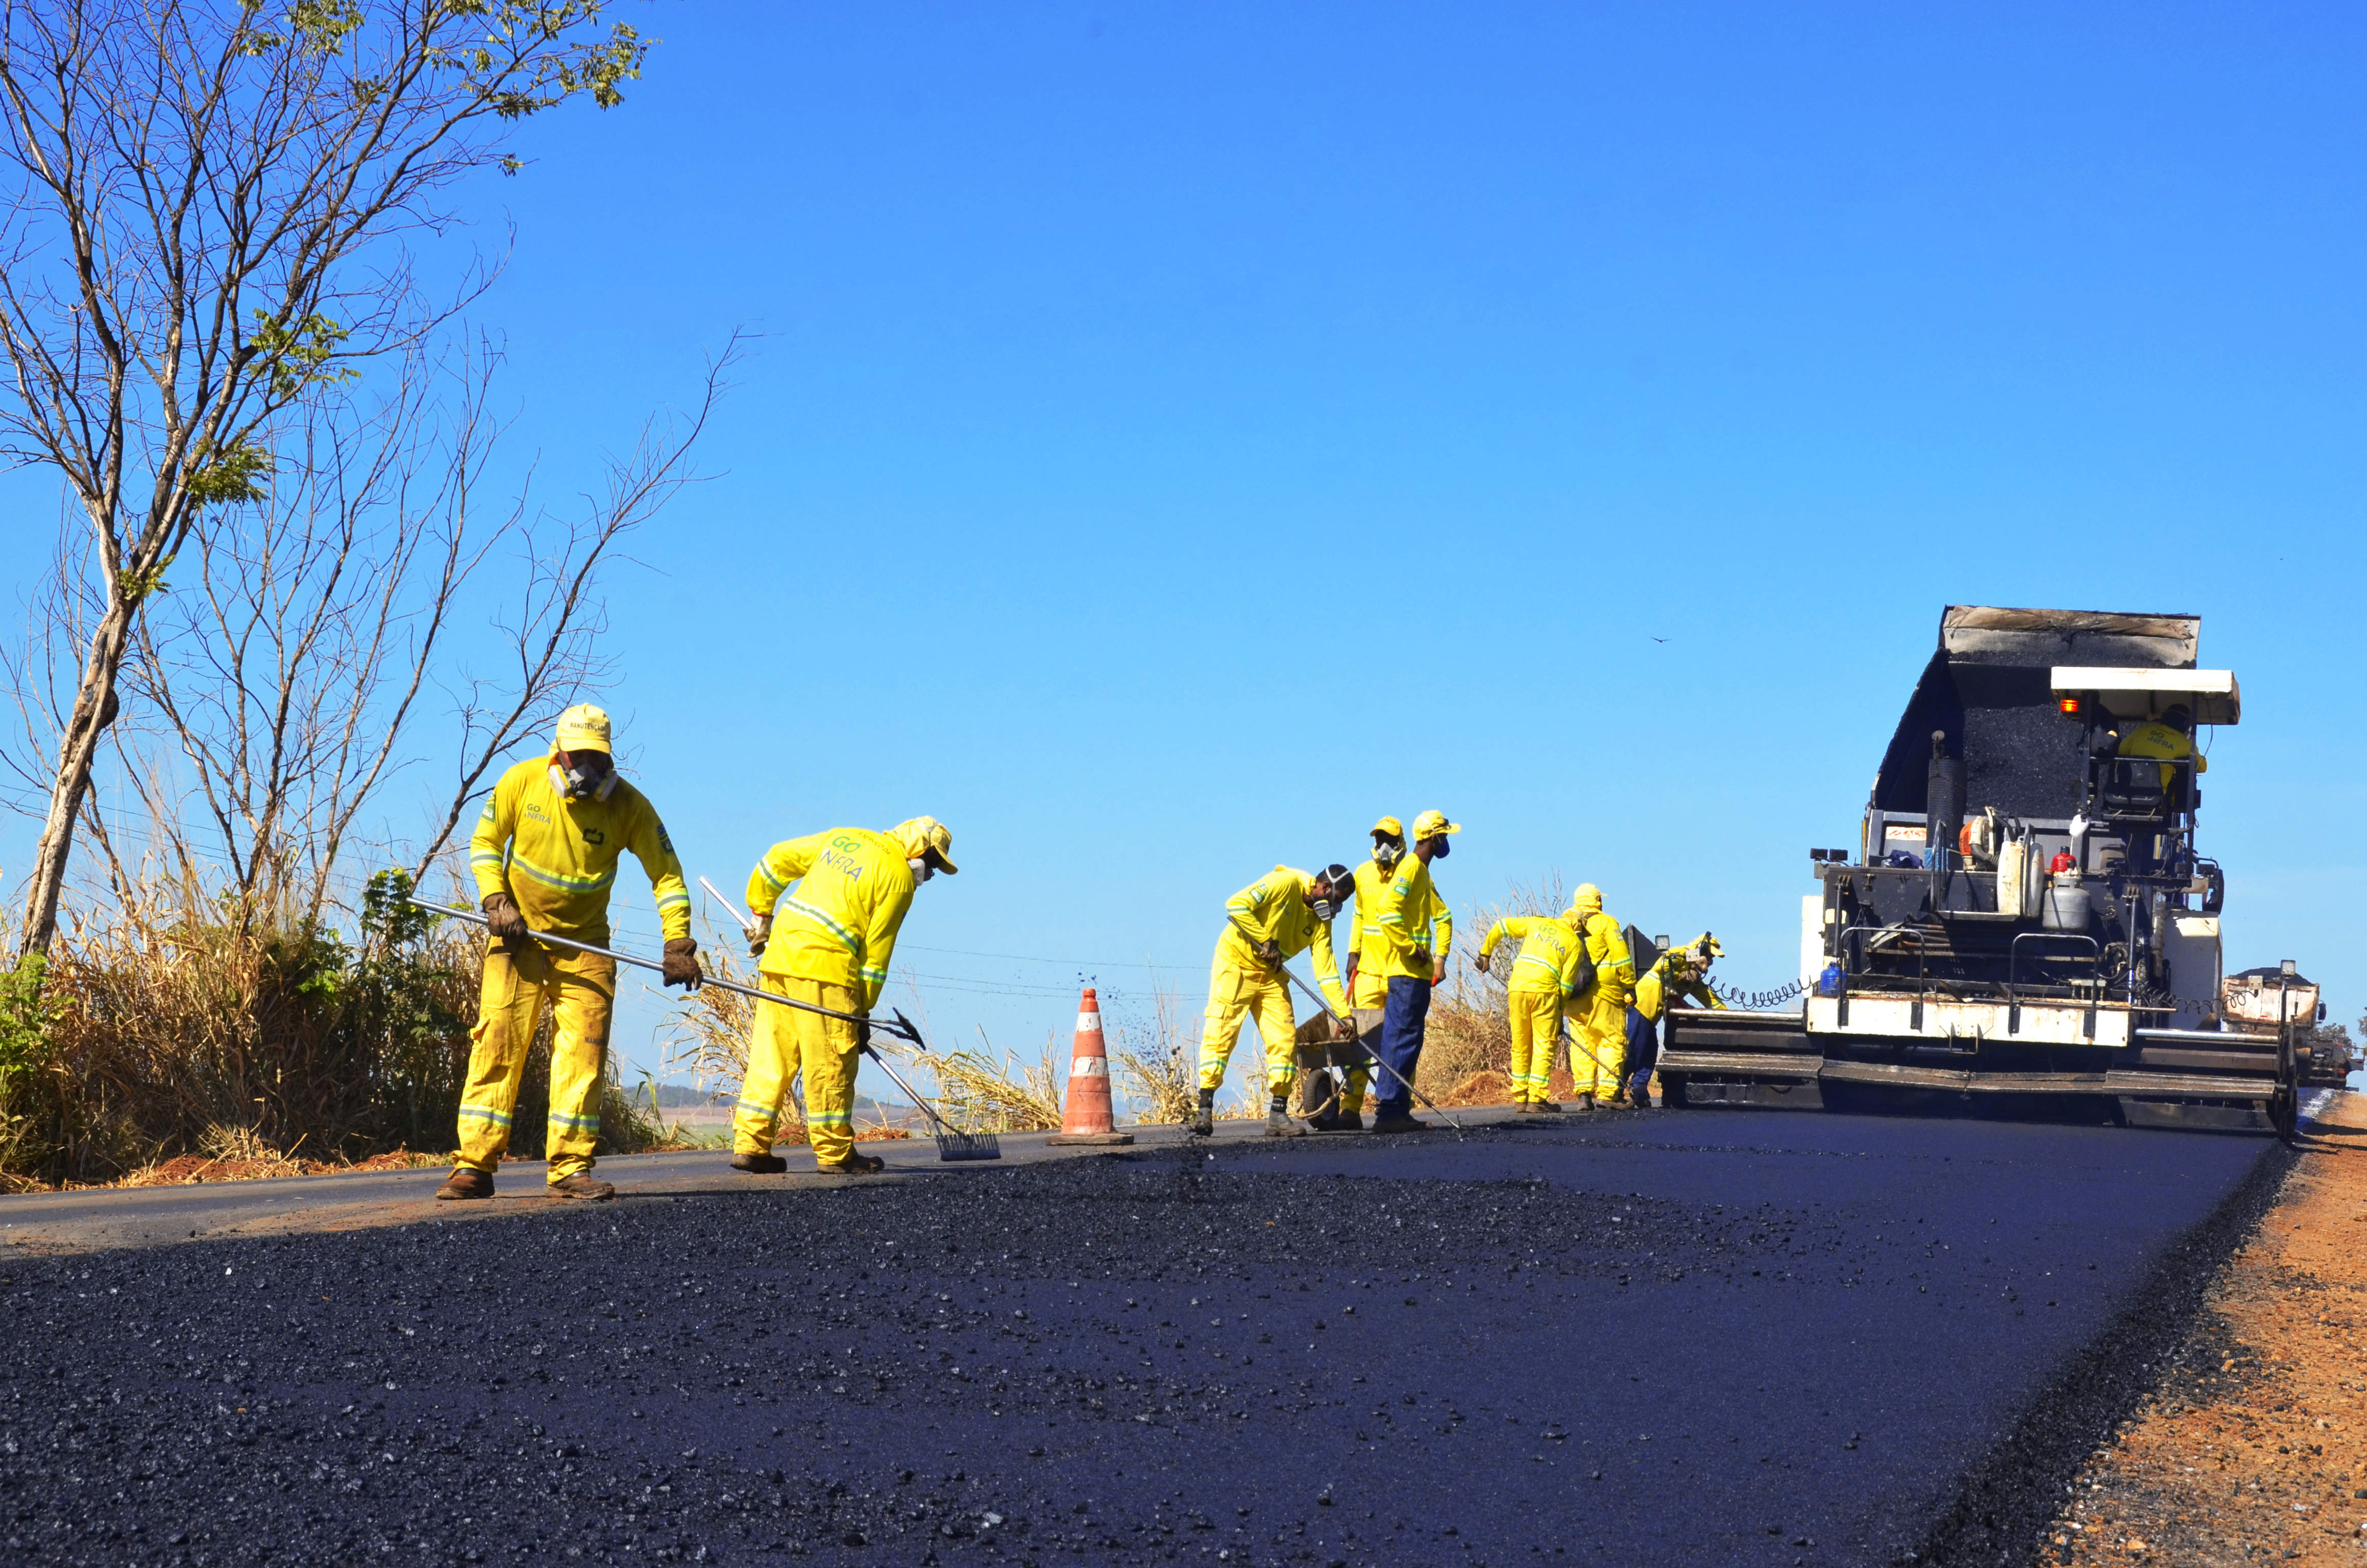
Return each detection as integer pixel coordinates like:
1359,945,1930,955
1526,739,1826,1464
19,2,2367,1087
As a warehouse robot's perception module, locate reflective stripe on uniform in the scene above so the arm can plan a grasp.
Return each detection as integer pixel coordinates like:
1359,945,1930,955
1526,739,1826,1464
780,895,864,954
506,847,618,895
458,1105,513,1128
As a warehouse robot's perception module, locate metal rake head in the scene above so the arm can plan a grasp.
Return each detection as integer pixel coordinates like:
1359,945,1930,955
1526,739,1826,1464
933,1128,1001,1162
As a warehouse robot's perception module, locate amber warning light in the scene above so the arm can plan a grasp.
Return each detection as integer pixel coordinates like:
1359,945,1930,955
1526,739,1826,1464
2058,697,2082,716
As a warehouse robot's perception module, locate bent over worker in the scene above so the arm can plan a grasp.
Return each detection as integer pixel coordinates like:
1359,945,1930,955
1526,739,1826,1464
1625,934,1725,1109
1476,902,1592,1112
1368,810,1457,1135
1566,884,1636,1109
1195,864,1354,1139
1307,817,1407,1131
731,819,957,1176
438,704,701,1203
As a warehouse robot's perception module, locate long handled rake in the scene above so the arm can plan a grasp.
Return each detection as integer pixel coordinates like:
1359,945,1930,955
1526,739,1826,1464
409,894,999,1161
1227,918,1465,1137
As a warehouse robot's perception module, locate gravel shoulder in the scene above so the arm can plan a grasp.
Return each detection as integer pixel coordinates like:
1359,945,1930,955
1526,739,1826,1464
2038,1091,2367,1565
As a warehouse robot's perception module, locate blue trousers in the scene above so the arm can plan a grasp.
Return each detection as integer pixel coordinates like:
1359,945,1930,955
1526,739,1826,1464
1624,1005,1657,1099
1375,976,1431,1117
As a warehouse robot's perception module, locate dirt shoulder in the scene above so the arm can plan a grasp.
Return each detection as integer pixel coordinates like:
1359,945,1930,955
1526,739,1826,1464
2043,1092,2367,1564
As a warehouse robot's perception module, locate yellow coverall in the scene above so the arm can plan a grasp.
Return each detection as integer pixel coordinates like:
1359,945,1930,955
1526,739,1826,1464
1335,856,1398,1114
734,826,922,1167
1568,907,1636,1104
1478,914,1589,1104
1201,866,1351,1095
459,755,690,1183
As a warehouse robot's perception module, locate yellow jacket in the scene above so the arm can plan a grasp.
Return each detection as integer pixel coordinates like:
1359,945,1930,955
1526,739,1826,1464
2117,723,2206,791
1217,866,1350,1013
1346,858,1395,1007
746,827,917,1009
1478,915,1591,997
1634,952,1727,1023
469,755,690,945
1575,911,1635,1003
1372,855,1453,982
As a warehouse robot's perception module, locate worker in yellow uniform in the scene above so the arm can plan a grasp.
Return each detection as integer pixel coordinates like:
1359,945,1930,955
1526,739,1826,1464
1306,817,1406,1131
1475,902,1592,1112
1624,934,1725,1108
1368,810,1457,1134
1195,863,1355,1138
730,818,957,1176
2116,703,2206,794
438,704,700,1203
1566,884,1635,1109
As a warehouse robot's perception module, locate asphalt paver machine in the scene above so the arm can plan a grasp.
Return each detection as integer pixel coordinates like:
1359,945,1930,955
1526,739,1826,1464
1658,605,2310,1134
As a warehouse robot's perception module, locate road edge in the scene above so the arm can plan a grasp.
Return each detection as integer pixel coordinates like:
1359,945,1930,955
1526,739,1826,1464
1912,1133,2302,1567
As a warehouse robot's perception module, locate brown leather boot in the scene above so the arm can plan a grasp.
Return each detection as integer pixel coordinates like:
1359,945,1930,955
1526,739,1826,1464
546,1172,616,1201
815,1150,886,1175
434,1167,493,1201
729,1152,788,1174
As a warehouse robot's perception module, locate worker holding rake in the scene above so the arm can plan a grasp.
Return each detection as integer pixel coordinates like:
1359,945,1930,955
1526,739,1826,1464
729,819,957,1176
1365,810,1457,1134
1474,899,1593,1112
1305,817,1409,1131
1194,864,1355,1138
437,704,701,1203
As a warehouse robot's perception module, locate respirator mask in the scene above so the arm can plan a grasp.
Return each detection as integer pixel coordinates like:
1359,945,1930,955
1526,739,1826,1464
549,757,616,802
1372,840,1404,874
908,856,935,884
1309,865,1353,922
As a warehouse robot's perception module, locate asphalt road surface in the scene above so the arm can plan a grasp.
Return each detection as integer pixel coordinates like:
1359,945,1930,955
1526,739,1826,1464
0,1106,2293,1567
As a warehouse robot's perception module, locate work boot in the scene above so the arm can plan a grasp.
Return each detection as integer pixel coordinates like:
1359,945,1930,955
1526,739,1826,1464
1368,1111,1423,1135
546,1172,615,1202
1265,1108,1308,1139
816,1150,886,1175
434,1167,493,1201
1189,1089,1215,1137
730,1151,788,1175
1515,1100,1542,1115
1333,1109,1365,1132
1533,1098,1562,1113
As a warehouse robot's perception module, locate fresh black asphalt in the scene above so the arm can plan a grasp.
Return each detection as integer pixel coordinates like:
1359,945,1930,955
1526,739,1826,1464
0,1107,2287,1567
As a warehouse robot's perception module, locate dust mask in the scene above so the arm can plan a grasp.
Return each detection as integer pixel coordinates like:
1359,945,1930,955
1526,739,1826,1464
908,856,934,884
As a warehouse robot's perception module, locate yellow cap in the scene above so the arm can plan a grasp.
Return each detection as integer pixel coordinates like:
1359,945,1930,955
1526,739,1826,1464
1410,810,1459,840
1371,816,1404,840
1573,883,1602,913
891,816,959,874
554,702,612,754
1693,933,1725,959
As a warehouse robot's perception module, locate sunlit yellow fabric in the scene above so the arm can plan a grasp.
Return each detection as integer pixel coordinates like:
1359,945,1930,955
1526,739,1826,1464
732,975,865,1167
1371,855,1452,981
1634,952,1728,1024
455,944,615,1183
746,828,917,1011
1507,989,1563,1104
1217,866,1349,1014
468,756,689,944
1478,915,1589,996
2117,723,2207,791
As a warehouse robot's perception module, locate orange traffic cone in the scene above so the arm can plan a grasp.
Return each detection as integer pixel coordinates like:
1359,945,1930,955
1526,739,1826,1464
1046,986,1134,1146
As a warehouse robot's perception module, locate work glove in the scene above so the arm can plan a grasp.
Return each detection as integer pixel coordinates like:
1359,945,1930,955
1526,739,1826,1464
855,1017,873,1052
1333,1012,1360,1043
1411,945,1432,972
1254,938,1285,968
481,891,528,950
661,937,703,991
1472,950,1491,975
747,913,771,959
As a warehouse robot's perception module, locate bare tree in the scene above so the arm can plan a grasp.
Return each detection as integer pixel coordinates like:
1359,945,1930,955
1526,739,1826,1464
0,0,654,955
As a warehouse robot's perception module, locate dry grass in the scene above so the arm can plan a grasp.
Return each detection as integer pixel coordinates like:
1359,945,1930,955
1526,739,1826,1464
1416,876,1567,1101
656,928,806,1146
1112,983,1200,1125
921,1026,1065,1134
